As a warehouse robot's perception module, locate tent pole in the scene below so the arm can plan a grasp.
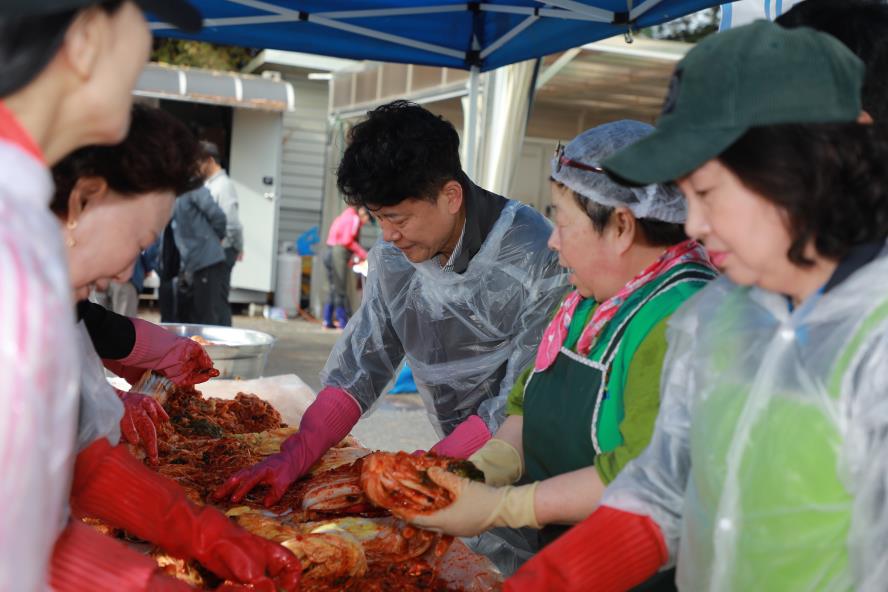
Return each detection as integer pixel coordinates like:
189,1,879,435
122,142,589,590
466,65,480,180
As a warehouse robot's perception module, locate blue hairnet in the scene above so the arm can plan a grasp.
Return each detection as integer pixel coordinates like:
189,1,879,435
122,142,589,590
551,120,686,223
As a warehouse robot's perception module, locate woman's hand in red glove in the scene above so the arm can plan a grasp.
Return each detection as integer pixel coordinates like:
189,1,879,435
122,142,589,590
72,440,301,591
106,318,220,387
167,337,220,386
115,388,169,463
189,510,302,591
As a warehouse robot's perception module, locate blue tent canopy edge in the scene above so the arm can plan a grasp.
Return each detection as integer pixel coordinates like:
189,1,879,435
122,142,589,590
151,1,724,72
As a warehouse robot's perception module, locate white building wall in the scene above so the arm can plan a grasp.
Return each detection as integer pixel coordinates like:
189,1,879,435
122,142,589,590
277,77,329,254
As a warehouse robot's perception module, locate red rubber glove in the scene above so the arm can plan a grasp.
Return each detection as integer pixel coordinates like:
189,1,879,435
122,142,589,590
213,386,362,506
104,318,219,387
71,439,302,591
429,415,492,459
505,506,669,592
51,520,194,591
115,387,169,463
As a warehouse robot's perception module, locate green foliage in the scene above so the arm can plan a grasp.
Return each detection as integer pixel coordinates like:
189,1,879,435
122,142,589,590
643,7,721,43
151,39,260,71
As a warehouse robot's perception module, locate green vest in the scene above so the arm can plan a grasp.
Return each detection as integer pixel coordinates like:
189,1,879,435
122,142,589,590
521,262,716,483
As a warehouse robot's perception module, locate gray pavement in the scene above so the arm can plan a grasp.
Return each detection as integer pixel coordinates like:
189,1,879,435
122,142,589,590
141,309,439,452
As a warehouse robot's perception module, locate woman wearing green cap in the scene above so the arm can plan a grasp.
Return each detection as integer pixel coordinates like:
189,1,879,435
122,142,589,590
387,120,716,575
505,20,888,592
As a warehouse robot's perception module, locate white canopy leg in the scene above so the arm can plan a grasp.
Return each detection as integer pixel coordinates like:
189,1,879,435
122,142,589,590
465,65,481,181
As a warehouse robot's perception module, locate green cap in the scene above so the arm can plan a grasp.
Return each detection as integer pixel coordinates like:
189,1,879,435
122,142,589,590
602,20,865,185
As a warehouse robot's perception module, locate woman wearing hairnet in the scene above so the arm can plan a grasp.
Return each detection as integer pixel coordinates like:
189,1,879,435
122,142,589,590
393,121,716,570
506,21,888,592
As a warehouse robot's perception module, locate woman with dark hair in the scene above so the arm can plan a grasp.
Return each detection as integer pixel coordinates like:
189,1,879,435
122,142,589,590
51,102,219,466
0,1,198,589
506,21,888,592
48,104,301,591
391,121,716,583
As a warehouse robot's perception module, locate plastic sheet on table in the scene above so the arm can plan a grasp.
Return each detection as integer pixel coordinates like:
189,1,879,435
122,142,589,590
109,373,317,427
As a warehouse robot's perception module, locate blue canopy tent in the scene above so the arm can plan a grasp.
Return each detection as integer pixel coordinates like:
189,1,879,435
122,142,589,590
151,1,721,72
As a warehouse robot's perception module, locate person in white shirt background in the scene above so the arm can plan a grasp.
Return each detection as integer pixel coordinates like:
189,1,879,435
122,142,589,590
200,140,244,317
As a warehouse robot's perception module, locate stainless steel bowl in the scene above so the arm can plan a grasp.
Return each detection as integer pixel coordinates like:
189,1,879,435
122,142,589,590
160,323,276,380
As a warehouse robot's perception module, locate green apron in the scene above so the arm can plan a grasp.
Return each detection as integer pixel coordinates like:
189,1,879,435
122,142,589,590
522,264,716,546
523,299,600,476
523,300,602,544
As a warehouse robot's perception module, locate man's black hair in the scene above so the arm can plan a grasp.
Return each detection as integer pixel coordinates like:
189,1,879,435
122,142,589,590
777,0,888,121
0,0,124,98
336,100,463,208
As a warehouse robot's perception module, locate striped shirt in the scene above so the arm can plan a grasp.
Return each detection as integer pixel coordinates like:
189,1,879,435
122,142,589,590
0,104,80,592
439,223,466,273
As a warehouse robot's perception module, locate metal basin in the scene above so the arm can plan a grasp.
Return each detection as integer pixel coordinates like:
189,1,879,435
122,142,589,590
160,323,275,380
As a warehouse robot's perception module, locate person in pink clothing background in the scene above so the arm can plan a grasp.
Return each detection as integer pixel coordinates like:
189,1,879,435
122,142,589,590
322,205,370,329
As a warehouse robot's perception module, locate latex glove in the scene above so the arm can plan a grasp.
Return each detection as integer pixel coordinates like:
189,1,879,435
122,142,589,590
468,438,523,486
115,388,169,463
51,520,194,591
505,506,669,592
105,318,219,386
71,439,302,591
396,467,540,537
429,415,492,459
213,386,362,506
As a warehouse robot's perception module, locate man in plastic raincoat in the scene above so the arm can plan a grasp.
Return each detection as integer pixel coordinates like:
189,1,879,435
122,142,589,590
216,100,567,507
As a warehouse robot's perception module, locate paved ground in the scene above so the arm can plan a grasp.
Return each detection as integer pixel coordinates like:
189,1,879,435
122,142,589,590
140,309,440,452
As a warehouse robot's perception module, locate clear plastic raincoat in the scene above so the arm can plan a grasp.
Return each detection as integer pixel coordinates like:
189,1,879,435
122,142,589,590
603,249,888,591
321,200,567,436
75,321,124,450
0,136,80,591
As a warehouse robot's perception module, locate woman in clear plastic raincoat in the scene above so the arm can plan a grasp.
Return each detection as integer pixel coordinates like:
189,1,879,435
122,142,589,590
215,101,567,508
506,21,888,592
47,104,301,592
0,1,199,590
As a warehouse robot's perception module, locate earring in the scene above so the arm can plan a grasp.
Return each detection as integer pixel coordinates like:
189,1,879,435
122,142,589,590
66,219,77,247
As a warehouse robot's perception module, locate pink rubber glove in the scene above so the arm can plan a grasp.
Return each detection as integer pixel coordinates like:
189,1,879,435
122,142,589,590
213,387,362,506
104,318,219,387
115,388,169,463
429,415,492,459
51,520,195,592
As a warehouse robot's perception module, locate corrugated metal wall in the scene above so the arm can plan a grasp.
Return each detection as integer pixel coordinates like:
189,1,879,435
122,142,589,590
277,77,329,254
